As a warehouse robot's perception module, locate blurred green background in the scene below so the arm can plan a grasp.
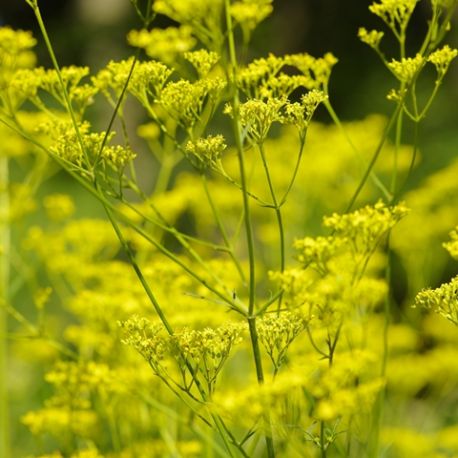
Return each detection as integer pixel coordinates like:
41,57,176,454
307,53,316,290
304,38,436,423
1,0,456,176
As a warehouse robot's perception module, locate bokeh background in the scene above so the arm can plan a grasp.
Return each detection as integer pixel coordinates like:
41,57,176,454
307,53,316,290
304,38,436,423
1,0,457,178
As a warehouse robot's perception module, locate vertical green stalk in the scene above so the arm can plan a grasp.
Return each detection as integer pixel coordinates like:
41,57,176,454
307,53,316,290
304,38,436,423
320,421,326,458
224,1,275,456
224,5,256,314
0,154,10,458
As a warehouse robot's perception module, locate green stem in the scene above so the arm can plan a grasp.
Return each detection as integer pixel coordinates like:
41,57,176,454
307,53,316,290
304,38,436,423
278,133,306,206
120,196,228,251
320,420,327,458
324,100,392,201
418,80,442,120
94,53,140,170
224,1,255,315
391,104,403,197
0,154,10,458
121,177,235,299
102,199,175,335
202,175,246,283
345,103,402,213
217,166,272,207
258,143,285,312
224,1,275,456
258,143,284,274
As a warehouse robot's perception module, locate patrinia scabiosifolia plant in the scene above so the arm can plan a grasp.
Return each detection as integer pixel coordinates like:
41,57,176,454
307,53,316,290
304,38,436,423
0,0,457,457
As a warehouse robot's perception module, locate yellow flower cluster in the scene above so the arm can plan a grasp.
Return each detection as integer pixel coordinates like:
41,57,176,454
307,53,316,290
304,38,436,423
257,311,308,371
324,200,409,254
215,349,383,445
381,425,458,458
387,341,458,395
388,54,424,83
185,134,226,171
414,276,458,326
161,77,225,130
284,52,338,90
237,54,284,97
293,236,345,274
153,0,224,47
272,202,403,332
237,52,336,98
45,360,121,395
120,316,244,395
93,58,172,105
214,369,308,429
428,45,458,78
0,26,36,58
284,89,328,135
229,53,331,140
369,0,418,33
9,65,97,115
44,120,135,170
358,27,384,49
225,97,286,143
184,49,220,78
24,218,119,277
230,0,273,35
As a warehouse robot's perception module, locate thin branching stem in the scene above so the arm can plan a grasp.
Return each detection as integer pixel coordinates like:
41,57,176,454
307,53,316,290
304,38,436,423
224,1,275,456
